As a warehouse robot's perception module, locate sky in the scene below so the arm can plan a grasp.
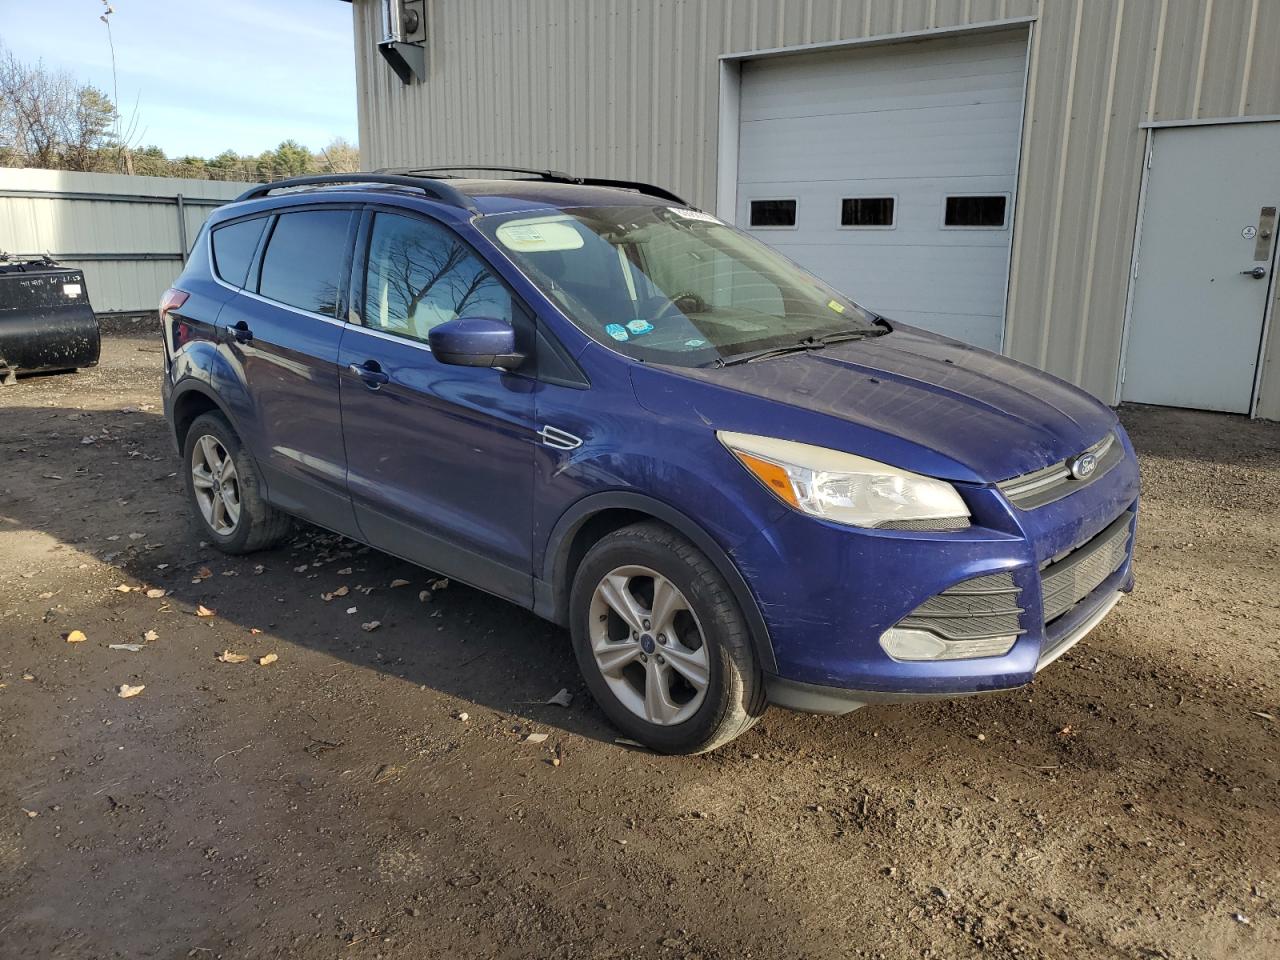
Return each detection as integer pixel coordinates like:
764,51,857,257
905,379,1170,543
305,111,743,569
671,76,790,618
0,0,359,157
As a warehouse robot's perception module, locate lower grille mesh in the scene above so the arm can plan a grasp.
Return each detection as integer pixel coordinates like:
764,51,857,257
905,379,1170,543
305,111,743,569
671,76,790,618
898,572,1024,642
1040,512,1133,623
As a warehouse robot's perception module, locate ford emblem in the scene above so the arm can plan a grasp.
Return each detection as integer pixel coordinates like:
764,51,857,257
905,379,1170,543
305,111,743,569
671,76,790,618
1069,452,1097,480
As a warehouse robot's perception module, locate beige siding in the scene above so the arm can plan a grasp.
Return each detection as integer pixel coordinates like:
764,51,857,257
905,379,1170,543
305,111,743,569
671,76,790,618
0,168,249,313
351,0,1280,412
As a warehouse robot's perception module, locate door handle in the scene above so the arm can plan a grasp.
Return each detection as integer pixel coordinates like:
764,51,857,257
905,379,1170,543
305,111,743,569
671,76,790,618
1241,266,1268,279
348,360,390,388
229,320,253,344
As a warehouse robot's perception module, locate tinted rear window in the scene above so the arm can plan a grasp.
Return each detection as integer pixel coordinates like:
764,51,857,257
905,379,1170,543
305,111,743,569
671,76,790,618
211,217,267,287
258,210,351,316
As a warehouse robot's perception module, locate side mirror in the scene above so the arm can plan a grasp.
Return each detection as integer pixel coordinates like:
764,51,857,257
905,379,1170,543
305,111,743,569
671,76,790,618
428,317,525,370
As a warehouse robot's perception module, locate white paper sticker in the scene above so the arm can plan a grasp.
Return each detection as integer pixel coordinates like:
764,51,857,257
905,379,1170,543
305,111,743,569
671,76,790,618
668,207,721,225
63,283,83,298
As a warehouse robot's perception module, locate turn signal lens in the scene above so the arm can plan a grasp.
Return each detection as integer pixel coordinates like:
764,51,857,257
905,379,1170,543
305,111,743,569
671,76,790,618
734,452,801,508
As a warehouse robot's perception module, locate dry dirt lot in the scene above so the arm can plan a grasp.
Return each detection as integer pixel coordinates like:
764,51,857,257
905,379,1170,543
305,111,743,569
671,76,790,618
1,333,1278,960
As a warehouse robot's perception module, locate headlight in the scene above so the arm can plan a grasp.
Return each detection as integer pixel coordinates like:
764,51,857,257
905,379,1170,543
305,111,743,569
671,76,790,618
718,431,970,529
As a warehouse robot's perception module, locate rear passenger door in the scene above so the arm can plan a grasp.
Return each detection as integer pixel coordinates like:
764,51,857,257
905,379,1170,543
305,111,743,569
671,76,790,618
218,206,360,535
338,208,537,604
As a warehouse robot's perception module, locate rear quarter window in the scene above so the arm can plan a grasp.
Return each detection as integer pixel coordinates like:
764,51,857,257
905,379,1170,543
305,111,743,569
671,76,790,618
211,217,268,288
258,210,352,316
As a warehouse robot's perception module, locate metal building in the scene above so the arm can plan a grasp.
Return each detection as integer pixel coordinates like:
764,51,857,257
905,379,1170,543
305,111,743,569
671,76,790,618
346,0,1280,419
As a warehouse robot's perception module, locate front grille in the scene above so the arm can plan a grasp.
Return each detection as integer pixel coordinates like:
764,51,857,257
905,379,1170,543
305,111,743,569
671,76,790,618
998,432,1123,510
1040,512,1133,623
898,572,1024,642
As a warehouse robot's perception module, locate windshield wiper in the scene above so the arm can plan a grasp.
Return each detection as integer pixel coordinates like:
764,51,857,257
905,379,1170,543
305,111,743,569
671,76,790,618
716,325,887,366
716,337,826,367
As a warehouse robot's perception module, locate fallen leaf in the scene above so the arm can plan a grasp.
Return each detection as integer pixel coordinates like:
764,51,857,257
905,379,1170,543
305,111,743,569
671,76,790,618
249,627,263,635
65,630,87,644
195,605,215,618
253,564,265,575
257,653,278,666
525,732,549,744
456,711,469,722
373,763,404,784
42,474,63,480
337,566,353,575
361,620,381,632
144,588,167,599
109,643,145,652
22,808,39,818
143,629,159,643
1253,711,1275,722
37,591,54,600
194,566,213,580
346,606,357,615
293,564,309,573
114,584,133,593
128,532,144,540
217,650,249,664
546,688,573,708
22,673,35,682
333,585,349,597
432,578,450,591
418,590,431,602
117,683,145,699
390,578,411,589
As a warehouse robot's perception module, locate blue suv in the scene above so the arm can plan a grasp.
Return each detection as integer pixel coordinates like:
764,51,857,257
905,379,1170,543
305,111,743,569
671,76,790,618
161,168,1139,754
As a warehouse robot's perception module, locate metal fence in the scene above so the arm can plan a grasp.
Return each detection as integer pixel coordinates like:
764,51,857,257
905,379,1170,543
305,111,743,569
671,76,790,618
0,168,255,314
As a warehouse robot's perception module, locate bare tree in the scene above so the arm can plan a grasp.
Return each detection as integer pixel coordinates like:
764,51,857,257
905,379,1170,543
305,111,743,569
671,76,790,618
318,137,360,174
0,43,116,170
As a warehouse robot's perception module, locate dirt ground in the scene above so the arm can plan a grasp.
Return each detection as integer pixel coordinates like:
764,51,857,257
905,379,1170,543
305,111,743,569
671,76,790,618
1,333,1277,960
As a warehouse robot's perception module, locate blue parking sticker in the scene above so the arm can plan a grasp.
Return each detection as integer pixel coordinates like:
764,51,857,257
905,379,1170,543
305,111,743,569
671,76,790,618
605,323,630,341
626,319,655,336
684,338,707,347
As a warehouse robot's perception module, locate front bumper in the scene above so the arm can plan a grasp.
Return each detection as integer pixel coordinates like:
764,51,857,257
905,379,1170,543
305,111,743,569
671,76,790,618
765,583,1129,714
734,434,1140,709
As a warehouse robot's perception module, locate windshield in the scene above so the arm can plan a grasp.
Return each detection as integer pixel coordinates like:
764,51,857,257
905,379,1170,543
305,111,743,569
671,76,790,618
475,205,881,366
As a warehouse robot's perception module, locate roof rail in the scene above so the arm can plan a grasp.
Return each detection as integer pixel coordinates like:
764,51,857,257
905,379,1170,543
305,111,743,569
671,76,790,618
378,164,579,182
233,173,478,212
376,164,692,207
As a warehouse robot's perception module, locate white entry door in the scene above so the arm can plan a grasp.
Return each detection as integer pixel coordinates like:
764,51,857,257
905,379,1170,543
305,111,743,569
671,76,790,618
734,31,1029,352
1122,122,1280,413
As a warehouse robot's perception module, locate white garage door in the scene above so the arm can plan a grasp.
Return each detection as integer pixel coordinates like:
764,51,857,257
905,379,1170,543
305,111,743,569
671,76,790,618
735,31,1028,351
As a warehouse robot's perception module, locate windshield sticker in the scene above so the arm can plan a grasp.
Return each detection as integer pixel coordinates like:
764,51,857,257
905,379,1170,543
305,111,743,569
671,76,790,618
668,207,722,225
626,319,655,336
495,217,585,253
684,338,707,348
827,299,846,314
605,323,630,342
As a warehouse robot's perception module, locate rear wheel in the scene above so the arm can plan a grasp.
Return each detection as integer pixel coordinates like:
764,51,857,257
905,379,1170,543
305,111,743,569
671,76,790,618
570,522,766,754
182,412,290,554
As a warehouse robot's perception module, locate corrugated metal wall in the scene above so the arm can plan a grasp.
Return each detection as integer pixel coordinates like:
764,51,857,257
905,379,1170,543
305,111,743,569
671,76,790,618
351,0,1280,415
0,169,250,314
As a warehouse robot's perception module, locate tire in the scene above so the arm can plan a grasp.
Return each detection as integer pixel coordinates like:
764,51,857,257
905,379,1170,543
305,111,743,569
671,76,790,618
569,521,767,754
182,411,291,554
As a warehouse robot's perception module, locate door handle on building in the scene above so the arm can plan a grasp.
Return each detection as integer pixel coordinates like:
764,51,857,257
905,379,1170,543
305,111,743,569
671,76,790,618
1241,266,1267,279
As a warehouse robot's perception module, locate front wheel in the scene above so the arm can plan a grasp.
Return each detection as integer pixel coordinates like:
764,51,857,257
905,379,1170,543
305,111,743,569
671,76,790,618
569,522,766,754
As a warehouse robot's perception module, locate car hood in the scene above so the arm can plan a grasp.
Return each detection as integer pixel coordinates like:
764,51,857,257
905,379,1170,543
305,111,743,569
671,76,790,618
631,326,1118,484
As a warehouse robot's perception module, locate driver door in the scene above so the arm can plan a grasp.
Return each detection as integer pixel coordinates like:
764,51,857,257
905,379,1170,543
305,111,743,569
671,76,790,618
338,209,537,604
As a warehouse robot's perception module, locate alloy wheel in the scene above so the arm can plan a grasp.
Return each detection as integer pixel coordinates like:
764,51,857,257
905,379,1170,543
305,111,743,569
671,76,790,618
190,434,241,535
588,565,710,725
